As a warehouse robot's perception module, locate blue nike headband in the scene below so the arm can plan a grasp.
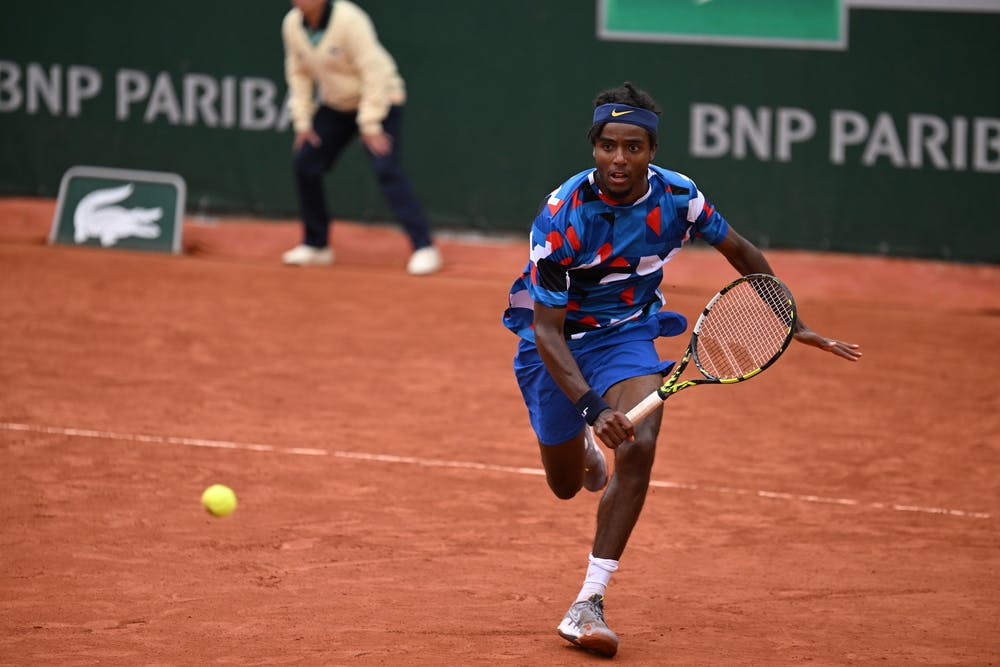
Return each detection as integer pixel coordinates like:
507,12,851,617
592,103,659,134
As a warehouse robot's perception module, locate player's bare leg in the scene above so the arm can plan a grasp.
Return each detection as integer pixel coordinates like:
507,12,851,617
593,374,664,558
556,374,662,656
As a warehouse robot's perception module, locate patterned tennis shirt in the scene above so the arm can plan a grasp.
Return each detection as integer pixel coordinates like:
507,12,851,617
503,165,730,347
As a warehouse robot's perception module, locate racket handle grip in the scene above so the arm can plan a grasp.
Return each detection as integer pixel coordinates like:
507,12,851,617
625,391,664,425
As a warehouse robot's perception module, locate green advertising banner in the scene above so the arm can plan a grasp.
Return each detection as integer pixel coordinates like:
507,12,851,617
1,1,997,262
601,0,844,49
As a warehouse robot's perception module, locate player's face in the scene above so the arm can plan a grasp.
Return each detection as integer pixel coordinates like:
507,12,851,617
592,123,656,204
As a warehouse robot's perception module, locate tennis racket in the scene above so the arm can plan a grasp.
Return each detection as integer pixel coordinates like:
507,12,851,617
626,273,797,424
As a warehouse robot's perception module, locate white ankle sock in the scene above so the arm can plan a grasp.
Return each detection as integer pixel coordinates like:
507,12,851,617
575,553,619,602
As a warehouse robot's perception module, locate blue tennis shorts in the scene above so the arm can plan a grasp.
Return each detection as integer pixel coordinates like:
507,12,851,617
513,311,686,445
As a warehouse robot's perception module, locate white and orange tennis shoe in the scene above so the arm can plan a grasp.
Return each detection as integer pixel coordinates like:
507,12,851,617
557,594,619,657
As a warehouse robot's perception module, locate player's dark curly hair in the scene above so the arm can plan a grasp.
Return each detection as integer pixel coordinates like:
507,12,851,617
587,81,661,147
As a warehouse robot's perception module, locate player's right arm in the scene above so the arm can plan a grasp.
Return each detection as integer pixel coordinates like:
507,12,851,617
525,184,638,446
533,303,635,448
533,303,592,416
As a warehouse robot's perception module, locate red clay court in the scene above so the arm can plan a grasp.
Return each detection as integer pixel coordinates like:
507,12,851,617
1,198,998,664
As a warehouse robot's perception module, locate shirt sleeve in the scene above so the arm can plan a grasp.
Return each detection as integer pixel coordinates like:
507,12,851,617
679,178,729,246
525,205,581,308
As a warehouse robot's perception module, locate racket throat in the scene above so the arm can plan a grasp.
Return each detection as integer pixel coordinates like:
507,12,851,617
659,379,697,399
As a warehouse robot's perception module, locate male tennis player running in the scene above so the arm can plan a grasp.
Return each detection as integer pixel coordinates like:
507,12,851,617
502,82,862,657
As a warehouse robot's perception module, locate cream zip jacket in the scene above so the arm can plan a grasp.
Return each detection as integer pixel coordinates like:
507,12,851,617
282,0,406,136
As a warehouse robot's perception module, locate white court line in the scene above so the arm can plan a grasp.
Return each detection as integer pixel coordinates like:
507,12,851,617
1,422,991,520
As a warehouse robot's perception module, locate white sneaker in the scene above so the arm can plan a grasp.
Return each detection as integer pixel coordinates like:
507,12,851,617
582,426,608,492
406,246,442,275
282,244,334,266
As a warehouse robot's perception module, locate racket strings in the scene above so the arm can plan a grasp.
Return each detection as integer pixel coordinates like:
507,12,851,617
694,278,794,380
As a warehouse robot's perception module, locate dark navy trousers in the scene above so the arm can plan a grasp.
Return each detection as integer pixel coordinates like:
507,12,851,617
292,104,433,251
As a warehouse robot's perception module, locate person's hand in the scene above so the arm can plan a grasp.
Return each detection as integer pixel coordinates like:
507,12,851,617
793,328,863,361
293,129,322,150
592,410,635,449
362,131,393,157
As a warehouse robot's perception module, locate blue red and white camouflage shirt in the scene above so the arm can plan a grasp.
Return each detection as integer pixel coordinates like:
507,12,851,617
503,165,730,347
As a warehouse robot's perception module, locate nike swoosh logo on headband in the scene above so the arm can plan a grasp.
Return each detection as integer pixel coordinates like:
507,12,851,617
610,109,635,117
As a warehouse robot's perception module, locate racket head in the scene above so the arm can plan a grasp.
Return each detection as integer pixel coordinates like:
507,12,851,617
690,273,797,382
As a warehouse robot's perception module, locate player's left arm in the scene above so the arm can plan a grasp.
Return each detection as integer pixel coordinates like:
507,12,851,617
713,227,863,362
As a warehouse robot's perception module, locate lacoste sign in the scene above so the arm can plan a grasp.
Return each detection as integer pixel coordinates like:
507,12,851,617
50,166,185,253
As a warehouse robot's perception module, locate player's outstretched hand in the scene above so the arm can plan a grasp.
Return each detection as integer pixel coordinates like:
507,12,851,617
793,327,862,362
593,410,635,449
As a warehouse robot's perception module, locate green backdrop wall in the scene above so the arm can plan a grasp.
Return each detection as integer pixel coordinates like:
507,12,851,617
1,1,998,262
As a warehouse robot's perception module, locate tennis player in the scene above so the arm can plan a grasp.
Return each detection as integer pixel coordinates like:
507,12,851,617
502,82,862,656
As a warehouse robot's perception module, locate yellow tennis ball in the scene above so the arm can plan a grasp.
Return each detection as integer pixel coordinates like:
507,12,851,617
201,484,237,517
